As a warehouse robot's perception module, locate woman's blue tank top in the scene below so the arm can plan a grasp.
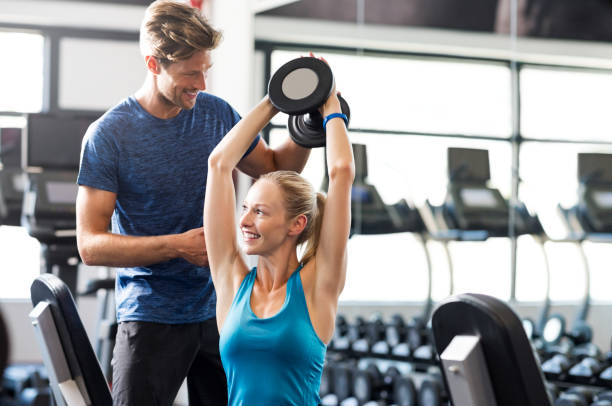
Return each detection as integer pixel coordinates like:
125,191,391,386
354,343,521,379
219,265,326,405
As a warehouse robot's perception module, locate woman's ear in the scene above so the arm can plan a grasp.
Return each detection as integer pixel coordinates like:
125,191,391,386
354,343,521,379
288,214,307,236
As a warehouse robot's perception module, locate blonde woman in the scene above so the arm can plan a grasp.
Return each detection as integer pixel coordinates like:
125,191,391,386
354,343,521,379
205,82,354,405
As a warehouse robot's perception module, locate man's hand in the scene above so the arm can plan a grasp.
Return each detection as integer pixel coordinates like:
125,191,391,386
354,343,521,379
175,227,208,267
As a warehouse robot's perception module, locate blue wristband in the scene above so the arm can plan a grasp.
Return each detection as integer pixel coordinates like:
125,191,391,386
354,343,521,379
323,113,348,130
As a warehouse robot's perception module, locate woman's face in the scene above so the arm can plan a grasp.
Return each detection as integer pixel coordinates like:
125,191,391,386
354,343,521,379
240,180,291,256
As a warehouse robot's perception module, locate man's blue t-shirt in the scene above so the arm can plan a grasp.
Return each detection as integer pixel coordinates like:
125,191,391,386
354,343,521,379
77,92,259,324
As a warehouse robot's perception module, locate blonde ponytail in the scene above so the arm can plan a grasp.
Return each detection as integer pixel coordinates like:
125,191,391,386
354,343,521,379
300,192,326,265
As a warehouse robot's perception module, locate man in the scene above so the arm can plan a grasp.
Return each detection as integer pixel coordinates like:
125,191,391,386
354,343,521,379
76,1,309,405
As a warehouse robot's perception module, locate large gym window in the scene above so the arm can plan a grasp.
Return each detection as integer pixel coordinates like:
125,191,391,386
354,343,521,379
261,45,612,304
0,31,44,113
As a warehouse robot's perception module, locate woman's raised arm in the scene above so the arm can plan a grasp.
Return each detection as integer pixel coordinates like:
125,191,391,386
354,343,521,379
204,97,278,324
313,91,355,299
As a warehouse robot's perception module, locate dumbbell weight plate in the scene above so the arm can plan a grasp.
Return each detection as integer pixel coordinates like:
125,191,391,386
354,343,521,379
418,378,443,406
353,370,374,404
287,94,350,148
595,390,612,402
393,376,417,406
333,364,354,401
554,393,587,406
320,363,334,397
268,57,334,116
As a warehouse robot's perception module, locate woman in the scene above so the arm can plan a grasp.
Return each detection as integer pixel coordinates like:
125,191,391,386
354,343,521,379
204,70,354,405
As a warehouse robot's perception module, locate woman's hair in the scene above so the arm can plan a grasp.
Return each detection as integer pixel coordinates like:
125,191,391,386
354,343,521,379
140,0,221,66
257,171,326,265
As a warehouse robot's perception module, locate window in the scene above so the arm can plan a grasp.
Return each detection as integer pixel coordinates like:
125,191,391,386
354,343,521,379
58,38,143,111
0,226,41,299
516,141,612,301
0,31,44,113
521,67,612,142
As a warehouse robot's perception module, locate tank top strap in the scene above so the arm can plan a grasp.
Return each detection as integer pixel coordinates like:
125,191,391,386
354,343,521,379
287,263,307,312
231,267,257,310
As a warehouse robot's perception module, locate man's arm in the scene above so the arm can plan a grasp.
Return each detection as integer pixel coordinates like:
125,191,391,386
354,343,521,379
76,185,207,267
236,135,311,179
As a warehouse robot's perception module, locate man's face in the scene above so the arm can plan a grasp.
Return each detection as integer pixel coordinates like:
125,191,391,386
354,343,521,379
156,49,212,110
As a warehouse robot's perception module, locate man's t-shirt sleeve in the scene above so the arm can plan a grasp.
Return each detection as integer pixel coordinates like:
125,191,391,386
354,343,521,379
77,122,119,193
223,102,260,160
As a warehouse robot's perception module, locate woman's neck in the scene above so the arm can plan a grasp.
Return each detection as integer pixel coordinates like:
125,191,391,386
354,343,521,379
256,246,300,293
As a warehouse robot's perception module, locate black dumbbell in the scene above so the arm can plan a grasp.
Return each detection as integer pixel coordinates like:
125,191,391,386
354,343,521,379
594,391,612,402
556,387,599,406
353,363,383,404
546,382,560,403
353,315,383,353
392,375,418,406
386,314,407,349
268,56,350,148
406,317,429,352
320,361,335,398
542,354,572,377
332,362,356,402
336,314,349,337
418,369,446,406
353,364,401,404
16,387,51,406
367,314,391,355
568,357,603,381
330,315,351,351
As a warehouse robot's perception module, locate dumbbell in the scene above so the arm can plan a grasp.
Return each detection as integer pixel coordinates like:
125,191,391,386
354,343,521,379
555,387,599,406
332,361,357,402
392,374,418,406
268,56,350,148
364,314,389,354
418,369,446,406
568,357,603,381
542,354,572,377
333,316,367,352
406,317,430,352
353,363,401,404
386,314,407,349
594,391,612,402
330,315,351,351
320,361,336,398
543,316,595,357
546,382,560,403
352,315,384,353
1,364,50,406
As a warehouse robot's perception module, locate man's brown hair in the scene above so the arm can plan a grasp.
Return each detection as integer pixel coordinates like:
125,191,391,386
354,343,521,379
140,0,221,66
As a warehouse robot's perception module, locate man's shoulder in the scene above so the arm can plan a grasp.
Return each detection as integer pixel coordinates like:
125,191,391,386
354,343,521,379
88,97,140,137
196,91,229,106
99,97,138,124
195,92,238,117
